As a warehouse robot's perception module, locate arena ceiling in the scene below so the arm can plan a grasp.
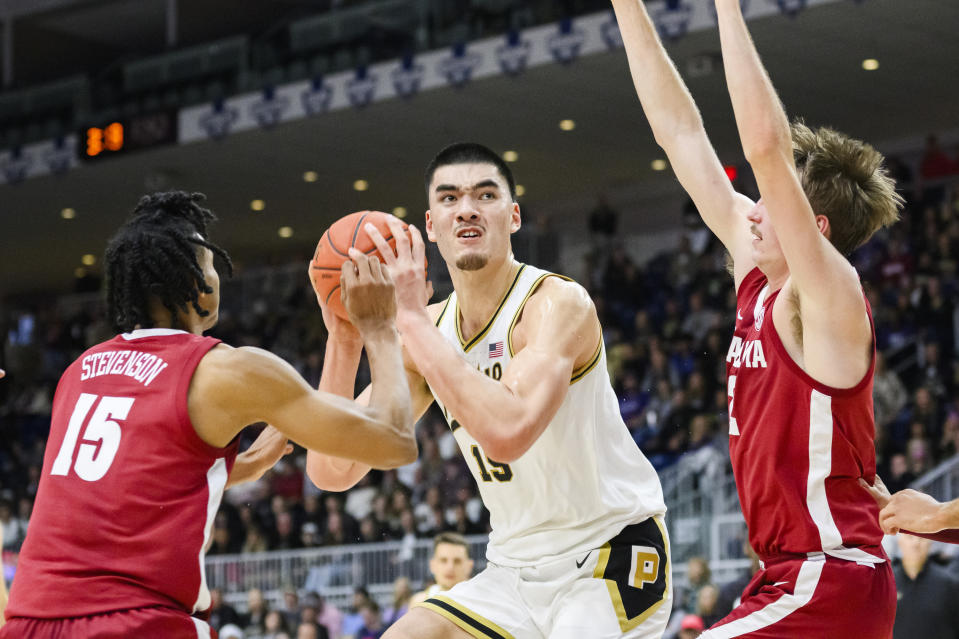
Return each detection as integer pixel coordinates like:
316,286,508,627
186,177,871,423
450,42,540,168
2,0,958,297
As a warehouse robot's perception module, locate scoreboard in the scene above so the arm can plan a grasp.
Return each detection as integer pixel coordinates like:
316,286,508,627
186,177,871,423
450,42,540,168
81,110,179,160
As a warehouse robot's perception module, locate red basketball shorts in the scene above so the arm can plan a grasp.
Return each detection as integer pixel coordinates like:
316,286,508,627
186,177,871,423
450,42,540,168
0,606,215,639
701,553,895,639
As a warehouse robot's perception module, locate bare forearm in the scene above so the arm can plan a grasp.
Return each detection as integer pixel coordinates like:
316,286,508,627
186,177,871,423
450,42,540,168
320,336,363,398
362,326,413,444
715,0,791,162
397,311,523,454
308,336,370,483
612,0,704,146
934,498,959,531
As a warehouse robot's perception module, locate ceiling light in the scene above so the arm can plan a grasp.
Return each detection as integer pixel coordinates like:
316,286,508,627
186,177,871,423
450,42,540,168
503,150,519,162
61,208,76,219
393,206,408,219
303,171,319,182
861,59,879,71
515,184,526,197
651,159,668,171
559,119,576,131
353,179,369,192
251,199,265,211
81,254,96,266
278,226,293,238
74,267,86,278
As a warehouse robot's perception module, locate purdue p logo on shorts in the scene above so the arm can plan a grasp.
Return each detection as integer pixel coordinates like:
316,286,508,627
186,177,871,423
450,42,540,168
629,546,660,590
593,518,670,632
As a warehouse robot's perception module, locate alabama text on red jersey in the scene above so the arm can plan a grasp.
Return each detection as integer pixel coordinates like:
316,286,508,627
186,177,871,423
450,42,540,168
725,268,885,565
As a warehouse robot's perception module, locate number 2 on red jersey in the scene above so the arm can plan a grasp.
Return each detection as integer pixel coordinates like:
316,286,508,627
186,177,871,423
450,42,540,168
51,393,133,481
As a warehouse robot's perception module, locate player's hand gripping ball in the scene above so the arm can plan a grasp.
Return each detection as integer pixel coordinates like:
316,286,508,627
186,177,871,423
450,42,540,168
310,211,426,321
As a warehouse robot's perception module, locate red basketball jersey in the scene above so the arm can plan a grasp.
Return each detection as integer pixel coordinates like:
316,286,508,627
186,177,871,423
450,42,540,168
5,328,238,620
725,268,885,563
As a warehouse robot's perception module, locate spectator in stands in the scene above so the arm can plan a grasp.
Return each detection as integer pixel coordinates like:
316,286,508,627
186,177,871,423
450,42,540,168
354,600,387,639
587,195,619,246
920,135,959,181
383,576,413,624
242,523,269,554
302,591,342,639
300,522,321,548
240,588,269,636
220,624,245,639
263,609,291,639
410,532,475,605
0,503,24,552
209,587,241,631
892,534,959,639
274,510,301,550
340,587,372,638
678,614,705,639
279,587,301,631
295,622,328,639
716,542,761,617
883,453,916,495
679,556,713,612
873,351,908,433
694,583,722,629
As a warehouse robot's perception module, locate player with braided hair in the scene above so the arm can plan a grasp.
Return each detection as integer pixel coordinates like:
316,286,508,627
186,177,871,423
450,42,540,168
1,191,415,639
105,191,233,333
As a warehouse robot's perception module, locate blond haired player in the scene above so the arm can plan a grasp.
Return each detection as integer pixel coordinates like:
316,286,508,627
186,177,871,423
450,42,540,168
307,142,670,639
613,0,903,636
410,532,476,606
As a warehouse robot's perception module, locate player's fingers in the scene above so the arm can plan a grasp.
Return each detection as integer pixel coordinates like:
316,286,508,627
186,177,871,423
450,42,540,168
364,223,398,266
386,217,411,258
368,255,386,282
348,248,375,281
409,224,427,267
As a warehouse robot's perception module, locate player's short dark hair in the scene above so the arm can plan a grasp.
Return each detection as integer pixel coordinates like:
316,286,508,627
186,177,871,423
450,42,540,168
425,142,517,201
105,191,232,333
432,531,470,556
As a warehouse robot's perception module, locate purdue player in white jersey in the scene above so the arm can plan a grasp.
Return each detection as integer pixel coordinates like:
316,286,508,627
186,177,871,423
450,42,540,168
307,143,669,639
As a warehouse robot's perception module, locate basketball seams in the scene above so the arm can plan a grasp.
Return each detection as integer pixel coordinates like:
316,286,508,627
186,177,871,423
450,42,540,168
324,229,351,258
350,212,370,249
310,211,415,320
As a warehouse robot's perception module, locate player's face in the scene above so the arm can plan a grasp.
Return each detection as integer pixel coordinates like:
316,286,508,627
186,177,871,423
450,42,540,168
196,246,220,330
745,199,785,270
429,542,473,589
425,162,521,272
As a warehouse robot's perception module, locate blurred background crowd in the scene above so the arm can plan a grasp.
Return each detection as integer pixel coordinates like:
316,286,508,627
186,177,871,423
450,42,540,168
1,141,957,637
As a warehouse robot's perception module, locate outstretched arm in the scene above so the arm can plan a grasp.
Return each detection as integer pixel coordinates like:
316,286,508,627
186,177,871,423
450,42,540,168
715,0,868,337
368,218,600,463
612,0,755,282
191,254,416,468
306,280,436,492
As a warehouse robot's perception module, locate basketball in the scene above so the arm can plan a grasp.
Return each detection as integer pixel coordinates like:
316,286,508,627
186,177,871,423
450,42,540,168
309,210,421,320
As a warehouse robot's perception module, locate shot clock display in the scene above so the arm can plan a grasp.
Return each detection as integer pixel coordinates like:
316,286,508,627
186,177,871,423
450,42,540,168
81,110,179,160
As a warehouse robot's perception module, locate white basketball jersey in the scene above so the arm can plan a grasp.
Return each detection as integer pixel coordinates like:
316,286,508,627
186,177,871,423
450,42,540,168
430,264,666,567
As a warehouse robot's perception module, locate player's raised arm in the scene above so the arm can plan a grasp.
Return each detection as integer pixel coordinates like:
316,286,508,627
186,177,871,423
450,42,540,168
192,253,416,469
368,218,596,463
305,300,435,491
612,0,754,273
713,1,865,308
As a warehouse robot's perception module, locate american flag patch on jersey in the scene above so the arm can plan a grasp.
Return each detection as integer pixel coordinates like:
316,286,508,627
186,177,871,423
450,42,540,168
489,341,504,358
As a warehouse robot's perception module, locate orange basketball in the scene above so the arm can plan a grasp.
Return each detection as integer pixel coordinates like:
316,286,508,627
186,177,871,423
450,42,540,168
309,211,421,321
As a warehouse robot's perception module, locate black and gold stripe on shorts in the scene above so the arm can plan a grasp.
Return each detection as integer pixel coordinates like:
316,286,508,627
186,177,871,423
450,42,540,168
417,594,515,639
